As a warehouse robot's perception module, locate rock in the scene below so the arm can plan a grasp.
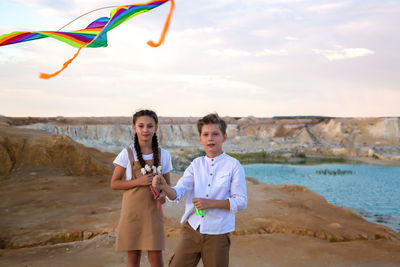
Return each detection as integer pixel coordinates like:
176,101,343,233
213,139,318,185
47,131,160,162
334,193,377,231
237,116,260,125
9,116,400,164
0,127,112,177
0,144,13,177
234,183,400,242
328,222,342,229
83,231,94,240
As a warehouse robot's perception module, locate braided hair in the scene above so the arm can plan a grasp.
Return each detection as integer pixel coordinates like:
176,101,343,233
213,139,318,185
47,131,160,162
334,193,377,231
132,110,160,168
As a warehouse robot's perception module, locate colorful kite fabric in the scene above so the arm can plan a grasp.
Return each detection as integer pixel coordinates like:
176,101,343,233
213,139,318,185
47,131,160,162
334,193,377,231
0,0,175,79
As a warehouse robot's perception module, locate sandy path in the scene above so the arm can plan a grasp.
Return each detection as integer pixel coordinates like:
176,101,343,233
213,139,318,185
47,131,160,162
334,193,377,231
1,233,400,267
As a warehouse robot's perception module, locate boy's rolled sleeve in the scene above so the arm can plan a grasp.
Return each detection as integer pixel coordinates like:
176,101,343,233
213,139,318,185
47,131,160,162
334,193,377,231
169,186,186,203
168,163,195,203
227,163,247,213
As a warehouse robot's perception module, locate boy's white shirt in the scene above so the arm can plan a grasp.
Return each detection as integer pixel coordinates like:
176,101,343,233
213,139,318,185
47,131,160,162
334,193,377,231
171,152,247,235
113,144,173,180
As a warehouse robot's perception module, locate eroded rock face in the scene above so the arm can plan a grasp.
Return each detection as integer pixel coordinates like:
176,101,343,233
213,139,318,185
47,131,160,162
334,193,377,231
0,127,112,178
0,141,13,176
15,117,400,161
308,118,400,147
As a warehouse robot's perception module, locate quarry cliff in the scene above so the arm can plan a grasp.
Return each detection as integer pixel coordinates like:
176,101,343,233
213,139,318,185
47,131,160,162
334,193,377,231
3,116,398,163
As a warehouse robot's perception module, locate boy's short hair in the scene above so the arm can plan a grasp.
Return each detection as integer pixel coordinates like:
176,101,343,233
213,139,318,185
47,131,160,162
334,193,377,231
197,113,227,135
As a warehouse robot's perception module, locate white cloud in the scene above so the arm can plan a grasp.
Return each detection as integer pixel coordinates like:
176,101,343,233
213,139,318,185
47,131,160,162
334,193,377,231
204,49,251,57
175,27,225,46
336,20,376,34
255,49,289,56
0,46,36,63
205,48,288,57
307,2,348,13
36,7,66,17
180,27,223,36
313,47,374,61
251,29,280,38
285,36,297,41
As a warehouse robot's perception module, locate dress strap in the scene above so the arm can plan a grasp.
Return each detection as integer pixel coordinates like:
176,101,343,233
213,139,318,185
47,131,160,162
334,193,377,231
126,146,135,168
126,145,137,180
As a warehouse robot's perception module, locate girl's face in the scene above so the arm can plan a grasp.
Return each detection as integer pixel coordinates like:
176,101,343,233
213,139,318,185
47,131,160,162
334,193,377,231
133,115,157,143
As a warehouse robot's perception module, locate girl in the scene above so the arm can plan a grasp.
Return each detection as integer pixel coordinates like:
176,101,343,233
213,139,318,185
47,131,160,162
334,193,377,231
111,109,172,267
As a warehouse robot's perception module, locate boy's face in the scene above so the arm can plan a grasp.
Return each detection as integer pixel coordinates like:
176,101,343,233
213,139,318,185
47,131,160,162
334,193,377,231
199,123,227,158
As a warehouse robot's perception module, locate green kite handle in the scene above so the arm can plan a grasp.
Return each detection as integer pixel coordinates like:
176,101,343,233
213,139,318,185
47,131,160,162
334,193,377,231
196,208,204,216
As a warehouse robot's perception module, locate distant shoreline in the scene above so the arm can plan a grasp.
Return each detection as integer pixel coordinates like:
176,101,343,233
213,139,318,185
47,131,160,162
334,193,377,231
227,152,400,167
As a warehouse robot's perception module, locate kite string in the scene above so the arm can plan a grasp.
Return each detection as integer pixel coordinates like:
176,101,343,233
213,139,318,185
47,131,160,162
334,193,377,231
57,6,119,31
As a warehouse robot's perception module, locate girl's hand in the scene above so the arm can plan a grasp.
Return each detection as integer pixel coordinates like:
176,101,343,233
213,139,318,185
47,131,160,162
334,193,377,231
152,174,167,189
192,198,211,210
136,173,156,186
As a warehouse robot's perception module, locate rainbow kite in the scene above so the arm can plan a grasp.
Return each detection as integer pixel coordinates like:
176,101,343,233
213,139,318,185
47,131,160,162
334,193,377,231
0,0,175,79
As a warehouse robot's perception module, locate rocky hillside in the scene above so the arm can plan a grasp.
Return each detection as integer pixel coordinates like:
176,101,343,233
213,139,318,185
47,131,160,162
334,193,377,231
0,126,113,178
4,116,399,163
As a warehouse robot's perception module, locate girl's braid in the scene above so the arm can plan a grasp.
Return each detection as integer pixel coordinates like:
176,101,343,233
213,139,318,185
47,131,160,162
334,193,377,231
134,133,146,168
152,133,160,167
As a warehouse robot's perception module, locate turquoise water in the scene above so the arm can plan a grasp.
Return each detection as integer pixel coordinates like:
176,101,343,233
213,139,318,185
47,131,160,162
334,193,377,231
244,164,400,232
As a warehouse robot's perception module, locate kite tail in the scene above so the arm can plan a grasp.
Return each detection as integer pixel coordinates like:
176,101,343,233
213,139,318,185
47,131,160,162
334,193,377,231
147,0,175,47
39,47,83,79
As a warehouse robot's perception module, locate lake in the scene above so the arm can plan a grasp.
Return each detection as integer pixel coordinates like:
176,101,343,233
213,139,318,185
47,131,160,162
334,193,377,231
244,163,400,233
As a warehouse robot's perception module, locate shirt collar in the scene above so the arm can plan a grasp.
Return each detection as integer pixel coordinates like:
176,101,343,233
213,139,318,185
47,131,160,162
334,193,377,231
205,152,226,163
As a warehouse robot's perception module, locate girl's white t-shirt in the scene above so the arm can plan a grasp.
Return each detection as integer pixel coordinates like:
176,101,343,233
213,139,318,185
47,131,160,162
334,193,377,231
113,144,173,180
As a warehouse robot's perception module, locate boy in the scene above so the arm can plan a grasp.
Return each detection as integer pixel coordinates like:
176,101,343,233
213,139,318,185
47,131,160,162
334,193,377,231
152,113,247,267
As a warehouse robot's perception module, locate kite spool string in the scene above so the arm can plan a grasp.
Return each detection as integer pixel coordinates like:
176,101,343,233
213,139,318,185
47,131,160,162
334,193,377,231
57,6,119,31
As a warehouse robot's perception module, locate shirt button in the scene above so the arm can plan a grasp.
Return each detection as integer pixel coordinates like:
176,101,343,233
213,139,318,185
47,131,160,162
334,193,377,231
211,159,214,161
206,194,209,197
208,184,211,187
210,173,212,176
202,215,204,218
211,164,214,166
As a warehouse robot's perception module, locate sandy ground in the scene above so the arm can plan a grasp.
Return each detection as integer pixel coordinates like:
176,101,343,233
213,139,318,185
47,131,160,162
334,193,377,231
1,125,400,266
1,233,400,267
0,172,399,267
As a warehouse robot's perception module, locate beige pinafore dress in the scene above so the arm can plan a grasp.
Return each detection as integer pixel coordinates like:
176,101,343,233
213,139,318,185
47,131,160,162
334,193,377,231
116,147,165,251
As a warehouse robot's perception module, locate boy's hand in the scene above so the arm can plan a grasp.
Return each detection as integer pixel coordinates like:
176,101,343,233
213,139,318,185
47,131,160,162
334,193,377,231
192,198,230,211
192,198,212,210
152,174,167,189
136,173,156,186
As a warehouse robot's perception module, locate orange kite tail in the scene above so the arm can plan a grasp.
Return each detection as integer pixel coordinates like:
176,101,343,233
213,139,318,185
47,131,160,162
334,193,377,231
39,47,83,79
38,0,174,79
147,0,175,47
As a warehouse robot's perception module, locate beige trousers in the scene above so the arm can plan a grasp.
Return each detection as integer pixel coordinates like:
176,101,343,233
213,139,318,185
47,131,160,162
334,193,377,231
169,221,230,267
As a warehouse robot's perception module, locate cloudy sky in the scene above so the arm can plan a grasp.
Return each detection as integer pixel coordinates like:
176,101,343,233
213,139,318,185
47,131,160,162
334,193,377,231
0,0,399,117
